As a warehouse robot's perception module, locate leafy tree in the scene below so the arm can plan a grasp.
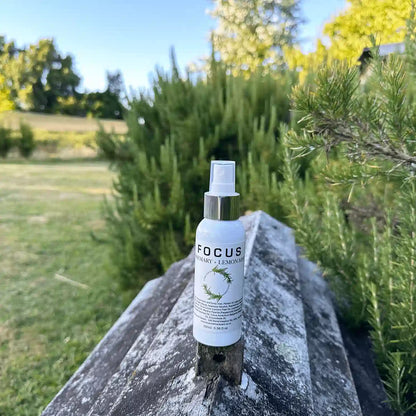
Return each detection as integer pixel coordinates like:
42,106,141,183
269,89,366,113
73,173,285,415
0,37,80,112
285,0,412,75
210,0,302,74
45,54,80,110
0,36,125,119
79,90,124,119
82,72,125,119
0,74,14,112
57,70,124,119
106,70,124,98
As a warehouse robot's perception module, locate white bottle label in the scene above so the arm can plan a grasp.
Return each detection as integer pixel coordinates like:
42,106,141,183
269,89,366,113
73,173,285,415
194,240,245,334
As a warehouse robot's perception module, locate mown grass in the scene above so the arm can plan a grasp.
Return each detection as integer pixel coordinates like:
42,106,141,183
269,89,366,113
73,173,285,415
0,162,125,416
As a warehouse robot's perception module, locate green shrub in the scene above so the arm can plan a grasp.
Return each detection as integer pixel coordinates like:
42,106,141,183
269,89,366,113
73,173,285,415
17,122,35,158
0,126,12,158
95,125,121,160
34,130,96,150
286,51,416,413
98,55,297,289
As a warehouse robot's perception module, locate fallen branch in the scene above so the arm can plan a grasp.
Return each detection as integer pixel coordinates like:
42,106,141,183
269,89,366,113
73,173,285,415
54,273,90,290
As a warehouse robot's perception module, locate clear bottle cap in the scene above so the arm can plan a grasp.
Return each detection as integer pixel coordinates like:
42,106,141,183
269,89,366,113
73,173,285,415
209,160,235,195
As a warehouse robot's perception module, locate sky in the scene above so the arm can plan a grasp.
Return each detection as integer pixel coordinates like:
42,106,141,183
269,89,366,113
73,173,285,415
0,0,347,92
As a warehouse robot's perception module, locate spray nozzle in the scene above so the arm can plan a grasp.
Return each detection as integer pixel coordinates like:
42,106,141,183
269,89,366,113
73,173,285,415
209,160,235,195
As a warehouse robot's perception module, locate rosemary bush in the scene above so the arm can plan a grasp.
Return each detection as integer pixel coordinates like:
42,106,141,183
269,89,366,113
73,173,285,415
98,55,296,289
284,46,416,414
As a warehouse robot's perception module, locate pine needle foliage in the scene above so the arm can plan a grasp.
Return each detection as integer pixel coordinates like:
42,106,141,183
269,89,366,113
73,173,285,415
286,36,416,413
98,52,296,289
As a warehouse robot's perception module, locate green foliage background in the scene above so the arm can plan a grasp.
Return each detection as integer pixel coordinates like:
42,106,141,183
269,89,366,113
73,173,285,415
99,46,416,412
98,54,297,289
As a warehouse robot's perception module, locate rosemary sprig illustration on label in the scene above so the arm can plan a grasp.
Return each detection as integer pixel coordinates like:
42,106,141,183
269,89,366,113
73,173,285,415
212,265,232,283
202,265,232,302
202,284,223,301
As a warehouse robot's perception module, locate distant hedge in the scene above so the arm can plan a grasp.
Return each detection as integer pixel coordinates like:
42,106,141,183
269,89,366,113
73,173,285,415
18,122,35,158
0,126,12,158
0,122,36,158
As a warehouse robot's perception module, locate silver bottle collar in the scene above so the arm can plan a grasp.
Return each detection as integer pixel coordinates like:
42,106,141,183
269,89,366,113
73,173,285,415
204,193,240,220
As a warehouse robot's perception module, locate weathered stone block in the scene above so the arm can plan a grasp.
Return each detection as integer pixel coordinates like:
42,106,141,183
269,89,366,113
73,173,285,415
42,211,364,416
298,252,362,416
42,257,190,416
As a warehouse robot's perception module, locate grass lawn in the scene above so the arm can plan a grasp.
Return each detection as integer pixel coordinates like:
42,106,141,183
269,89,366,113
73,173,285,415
0,162,125,416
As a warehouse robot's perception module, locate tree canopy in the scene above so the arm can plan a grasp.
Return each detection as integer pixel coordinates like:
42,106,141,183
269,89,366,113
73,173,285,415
285,0,412,74
0,37,80,112
0,74,14,112
0,36,125,119
210,0,302,74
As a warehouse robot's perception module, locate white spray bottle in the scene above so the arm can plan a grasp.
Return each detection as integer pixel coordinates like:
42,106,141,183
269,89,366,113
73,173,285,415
193,160,246,347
